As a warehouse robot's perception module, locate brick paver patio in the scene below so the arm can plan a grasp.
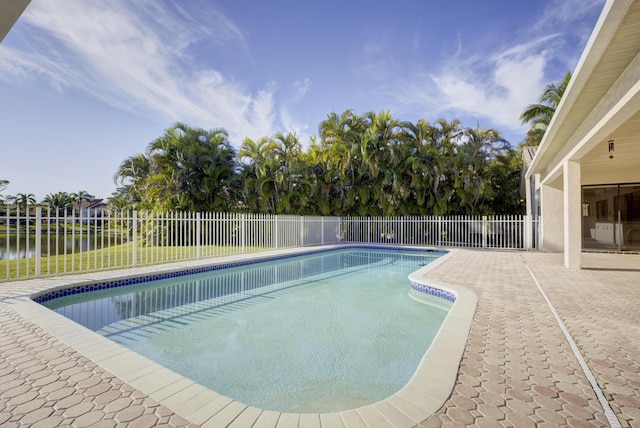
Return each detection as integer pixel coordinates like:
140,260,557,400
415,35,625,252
417,250,639,428
1,249,638,427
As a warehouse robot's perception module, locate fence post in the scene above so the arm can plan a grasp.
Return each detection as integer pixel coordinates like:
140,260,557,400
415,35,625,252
132,210,138,267
196,212,201,259
274,215,278,249
482,216,488,248
241,213,246,253
437,217,442,246
321,217,324,245
35,208,42,278
300,216,304,247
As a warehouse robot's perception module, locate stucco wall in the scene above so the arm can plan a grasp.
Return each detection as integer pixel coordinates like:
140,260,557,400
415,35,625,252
582,167,639,185
540,181,565,252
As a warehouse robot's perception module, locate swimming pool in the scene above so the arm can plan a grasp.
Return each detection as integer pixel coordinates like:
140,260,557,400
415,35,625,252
38,247,453,413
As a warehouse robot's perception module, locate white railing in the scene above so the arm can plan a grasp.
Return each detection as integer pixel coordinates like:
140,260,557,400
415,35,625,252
1,208,533,282
340,215,530,249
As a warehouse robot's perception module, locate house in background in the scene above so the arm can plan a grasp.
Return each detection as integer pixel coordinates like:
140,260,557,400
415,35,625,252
80,199,109,224
526,0,640,268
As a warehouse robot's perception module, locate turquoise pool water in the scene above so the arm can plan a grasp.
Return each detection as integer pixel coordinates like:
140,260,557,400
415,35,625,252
42,248,452,413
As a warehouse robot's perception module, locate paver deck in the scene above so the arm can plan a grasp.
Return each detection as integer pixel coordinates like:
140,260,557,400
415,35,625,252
1,248,638,427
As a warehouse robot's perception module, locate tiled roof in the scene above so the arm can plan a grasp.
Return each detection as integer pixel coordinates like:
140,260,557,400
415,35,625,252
522,146,538,169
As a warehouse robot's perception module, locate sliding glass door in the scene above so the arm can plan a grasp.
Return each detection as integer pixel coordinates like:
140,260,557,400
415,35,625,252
582,183,640,252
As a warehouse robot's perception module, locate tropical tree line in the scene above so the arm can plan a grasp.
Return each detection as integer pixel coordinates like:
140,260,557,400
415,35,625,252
0,188,95,215
2,72,569,218
112,112,525,217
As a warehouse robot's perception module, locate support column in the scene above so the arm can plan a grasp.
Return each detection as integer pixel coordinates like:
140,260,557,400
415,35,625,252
564,160,582,269
540,182,564,252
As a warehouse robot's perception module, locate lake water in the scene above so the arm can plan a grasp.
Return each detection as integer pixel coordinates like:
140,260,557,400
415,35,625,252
0,234,117,260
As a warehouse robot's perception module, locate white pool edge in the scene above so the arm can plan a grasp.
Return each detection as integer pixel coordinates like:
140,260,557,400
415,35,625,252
5,245,477,428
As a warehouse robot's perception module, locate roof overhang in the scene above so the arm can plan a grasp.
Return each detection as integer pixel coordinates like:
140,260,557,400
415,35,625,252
0,0,31,43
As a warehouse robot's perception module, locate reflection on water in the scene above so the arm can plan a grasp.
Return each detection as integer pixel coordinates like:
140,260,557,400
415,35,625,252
41,249,449,413
0,234,119,260
42,251,445,333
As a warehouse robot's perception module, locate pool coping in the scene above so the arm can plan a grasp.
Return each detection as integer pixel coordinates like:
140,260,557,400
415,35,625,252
3,245,477,428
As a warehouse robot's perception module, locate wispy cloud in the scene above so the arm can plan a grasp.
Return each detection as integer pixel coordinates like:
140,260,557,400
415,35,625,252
279,78,312,140
0,0,277,144
535,0,606,36
370,0,605,142
430,37,553,134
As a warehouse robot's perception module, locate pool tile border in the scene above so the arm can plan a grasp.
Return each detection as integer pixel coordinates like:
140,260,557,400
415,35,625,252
7,245,476,428
410,281,456,302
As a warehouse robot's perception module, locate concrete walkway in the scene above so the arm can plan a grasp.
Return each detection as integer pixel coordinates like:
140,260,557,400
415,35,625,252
1,249,638,427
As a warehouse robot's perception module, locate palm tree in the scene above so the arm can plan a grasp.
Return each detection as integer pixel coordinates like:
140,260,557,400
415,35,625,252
520,71,571,145
110,116,526,216
426,119,465,215
190,128,239,211
483,150,525,214
450,126,510,214
69,190,94,210
300,137,335,216
271,132,303,214
239,137,276,165
114,152,151,204
360,110,406,215
399,119,440,214
13,193,36,215
115,123,240,212
318,110,369,215
42,192,71,216
107,194,129,211
239,137,278,213
0,179,8,204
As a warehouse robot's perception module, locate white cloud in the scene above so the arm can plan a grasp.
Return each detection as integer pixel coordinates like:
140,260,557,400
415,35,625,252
387,48,547,140
292,79,312,99
0,0,276,145
373,1,605,143
432,43,549,133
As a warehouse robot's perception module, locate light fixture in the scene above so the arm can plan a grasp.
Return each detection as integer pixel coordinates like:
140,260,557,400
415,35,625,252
608,139,615,159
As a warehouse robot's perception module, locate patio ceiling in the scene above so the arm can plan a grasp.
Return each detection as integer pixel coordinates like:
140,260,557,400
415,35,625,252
580,109,640,177
528,0,640,179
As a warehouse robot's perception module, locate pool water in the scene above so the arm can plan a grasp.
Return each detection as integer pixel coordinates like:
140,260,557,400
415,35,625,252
43,249,452,413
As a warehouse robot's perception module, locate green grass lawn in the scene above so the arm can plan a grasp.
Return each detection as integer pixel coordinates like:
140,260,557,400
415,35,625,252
0,243,269,282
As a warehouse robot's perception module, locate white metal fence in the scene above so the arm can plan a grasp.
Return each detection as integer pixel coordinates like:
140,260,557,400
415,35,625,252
1,208,534,282
341,215,533,249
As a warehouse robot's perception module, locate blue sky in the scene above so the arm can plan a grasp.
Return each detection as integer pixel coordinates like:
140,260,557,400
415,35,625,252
0,0,605,201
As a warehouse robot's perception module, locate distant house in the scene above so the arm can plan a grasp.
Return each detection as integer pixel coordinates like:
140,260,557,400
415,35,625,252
525,0,640,268
80,199,109,223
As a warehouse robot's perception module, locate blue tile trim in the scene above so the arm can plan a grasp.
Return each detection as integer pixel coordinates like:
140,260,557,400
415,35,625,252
410,282,456,302
32,245,447,304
